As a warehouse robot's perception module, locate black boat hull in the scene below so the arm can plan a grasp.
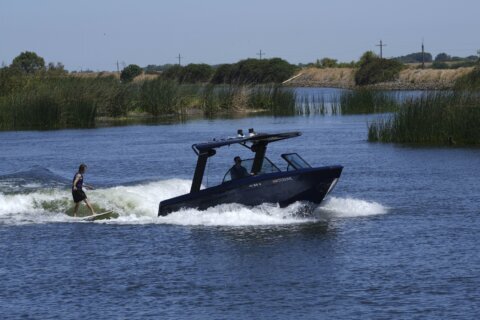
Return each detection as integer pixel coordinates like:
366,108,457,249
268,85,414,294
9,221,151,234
158,165,343,216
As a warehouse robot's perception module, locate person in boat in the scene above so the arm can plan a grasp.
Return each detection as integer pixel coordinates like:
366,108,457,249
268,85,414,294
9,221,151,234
72,163,95,216
230,156,251,180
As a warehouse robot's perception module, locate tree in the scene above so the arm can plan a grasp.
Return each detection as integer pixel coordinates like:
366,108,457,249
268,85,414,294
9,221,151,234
435,53,451,62
355,51,404,86
120,64,142,83
47,62,67,76
358,51,377,67
10,51,45,74
319,58,338,68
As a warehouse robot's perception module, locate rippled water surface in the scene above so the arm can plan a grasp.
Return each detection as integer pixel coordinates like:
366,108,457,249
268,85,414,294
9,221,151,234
1,106,480,319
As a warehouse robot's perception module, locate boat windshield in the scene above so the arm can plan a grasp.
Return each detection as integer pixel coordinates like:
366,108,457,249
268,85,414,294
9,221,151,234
222,157,280,183
282,153,312,171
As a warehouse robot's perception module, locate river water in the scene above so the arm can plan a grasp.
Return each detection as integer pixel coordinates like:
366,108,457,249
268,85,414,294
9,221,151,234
1,90,480,319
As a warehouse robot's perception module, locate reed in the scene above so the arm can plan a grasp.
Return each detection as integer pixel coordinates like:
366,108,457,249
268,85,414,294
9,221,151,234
0,72,299,129
337,89,399,114
139,78,181,116
0,77,99,130
368,92,480,145
200,84,296,116
294,89,398,116
248,85,296,115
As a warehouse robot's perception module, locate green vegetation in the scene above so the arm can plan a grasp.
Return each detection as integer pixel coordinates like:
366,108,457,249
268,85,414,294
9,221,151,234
0,52,299,130
210,58,297,84
354,51,404,86
337,89,399,114
430,52,479,69
0,76,103,130
10,51,45,74
313,58,356,69
432,60,477,69
454,66,480,91
295,89,398,116
394,52,433,63
162,64,214,83
368,92,480,145
120,64,143,83
367,65,480,146
158,58,296,85
433,53,478,62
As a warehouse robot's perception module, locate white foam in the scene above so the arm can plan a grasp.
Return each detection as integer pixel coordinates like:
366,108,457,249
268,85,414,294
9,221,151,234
0,180,388,226
318,196,388,217
157,202,310,226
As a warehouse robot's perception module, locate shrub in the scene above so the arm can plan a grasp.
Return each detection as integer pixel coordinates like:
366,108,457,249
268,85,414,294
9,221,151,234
120,64,142,83
355,51,404,85
317,58,338,68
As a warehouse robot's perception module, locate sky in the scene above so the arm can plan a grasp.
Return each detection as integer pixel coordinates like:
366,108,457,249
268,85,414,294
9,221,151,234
1,0,479,71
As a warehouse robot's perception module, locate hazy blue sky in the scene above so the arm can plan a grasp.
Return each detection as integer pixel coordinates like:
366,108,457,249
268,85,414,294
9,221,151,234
1,0,478,71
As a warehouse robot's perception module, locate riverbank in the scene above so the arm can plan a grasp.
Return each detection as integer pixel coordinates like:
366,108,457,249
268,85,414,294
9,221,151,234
285,66,474,90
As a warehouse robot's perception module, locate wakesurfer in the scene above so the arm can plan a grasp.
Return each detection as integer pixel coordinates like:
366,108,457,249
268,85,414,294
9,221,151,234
72,163,95,217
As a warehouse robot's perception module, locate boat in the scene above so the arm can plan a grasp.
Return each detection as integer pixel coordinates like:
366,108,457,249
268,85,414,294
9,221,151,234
158,129,343,216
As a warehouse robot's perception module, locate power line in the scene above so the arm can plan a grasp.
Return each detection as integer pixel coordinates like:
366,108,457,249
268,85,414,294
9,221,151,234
376,40,387,58
421,39,425,69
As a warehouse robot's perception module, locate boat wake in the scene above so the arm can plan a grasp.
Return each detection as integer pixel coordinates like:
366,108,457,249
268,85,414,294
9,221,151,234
0,176,388,226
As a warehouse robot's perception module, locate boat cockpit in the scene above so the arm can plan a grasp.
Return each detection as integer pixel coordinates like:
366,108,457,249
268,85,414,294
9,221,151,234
222,153,312,183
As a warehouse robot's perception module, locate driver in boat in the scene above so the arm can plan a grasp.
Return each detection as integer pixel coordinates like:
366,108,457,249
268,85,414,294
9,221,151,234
230,156,251,180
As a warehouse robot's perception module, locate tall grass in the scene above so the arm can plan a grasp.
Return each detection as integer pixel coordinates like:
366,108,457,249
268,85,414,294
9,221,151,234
0,77,104,130
201,84,296,116
337,89,399,114
368,92,480,145
294,89,398,115
140,78,182,116
248,85,296,115
0,72,298,130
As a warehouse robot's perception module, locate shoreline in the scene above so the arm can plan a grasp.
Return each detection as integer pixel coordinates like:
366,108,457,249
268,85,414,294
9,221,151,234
284,66,474,90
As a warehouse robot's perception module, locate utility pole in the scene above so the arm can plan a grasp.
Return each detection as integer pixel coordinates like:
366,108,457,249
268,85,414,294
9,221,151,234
421,39,425,69
116,60,120,73
257,49,265,60
177,53,182,66
376,40,386,58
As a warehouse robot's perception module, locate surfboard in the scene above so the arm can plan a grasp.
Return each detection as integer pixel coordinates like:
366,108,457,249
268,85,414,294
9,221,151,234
80,211,115,221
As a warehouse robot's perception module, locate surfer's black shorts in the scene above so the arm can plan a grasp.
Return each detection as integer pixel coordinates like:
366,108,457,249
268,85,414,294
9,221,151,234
72,189,87,203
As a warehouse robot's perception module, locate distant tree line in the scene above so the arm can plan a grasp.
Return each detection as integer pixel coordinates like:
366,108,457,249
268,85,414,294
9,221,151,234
314,58,356,68
161,63,214,83
156,58,296,84
394,52,433,63
210,58,296,84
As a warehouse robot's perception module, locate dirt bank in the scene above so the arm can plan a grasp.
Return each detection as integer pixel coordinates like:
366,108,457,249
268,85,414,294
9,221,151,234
285,67,474,90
